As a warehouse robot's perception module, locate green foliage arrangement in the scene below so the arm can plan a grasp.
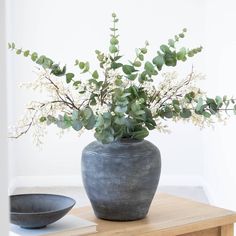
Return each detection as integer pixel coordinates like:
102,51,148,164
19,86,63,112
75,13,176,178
9,13,236,144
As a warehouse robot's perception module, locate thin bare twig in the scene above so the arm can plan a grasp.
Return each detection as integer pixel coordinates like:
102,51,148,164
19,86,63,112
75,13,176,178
154,68,195,109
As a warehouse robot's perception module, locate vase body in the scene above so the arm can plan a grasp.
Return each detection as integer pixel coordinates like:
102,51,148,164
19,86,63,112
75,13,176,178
81,139,161,221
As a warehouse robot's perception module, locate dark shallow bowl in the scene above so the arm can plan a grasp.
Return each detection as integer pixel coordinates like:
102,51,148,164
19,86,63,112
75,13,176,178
10,193,76,229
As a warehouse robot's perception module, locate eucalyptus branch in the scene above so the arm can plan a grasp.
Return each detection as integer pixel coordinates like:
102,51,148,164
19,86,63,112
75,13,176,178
109,13,120,57
8,13,236,144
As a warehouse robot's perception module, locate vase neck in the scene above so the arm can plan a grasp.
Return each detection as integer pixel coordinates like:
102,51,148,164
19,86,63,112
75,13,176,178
116,138,144,144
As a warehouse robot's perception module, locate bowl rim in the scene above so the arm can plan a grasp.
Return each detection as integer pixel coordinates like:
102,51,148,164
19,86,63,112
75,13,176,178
10,193,76,215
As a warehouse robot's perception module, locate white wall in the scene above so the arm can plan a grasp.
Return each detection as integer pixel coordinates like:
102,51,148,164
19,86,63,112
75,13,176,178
7,0,206,188
0,0,9,234
203,0,236,211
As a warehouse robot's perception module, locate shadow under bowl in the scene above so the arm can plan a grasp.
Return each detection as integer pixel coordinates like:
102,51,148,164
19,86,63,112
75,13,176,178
10,193,76,229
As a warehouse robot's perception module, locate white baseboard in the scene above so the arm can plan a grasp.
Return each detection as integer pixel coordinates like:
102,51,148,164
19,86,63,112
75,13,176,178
202,181,216,205
9,174,204,194
9,175,83,194
8,178,17,195
159,175,204,186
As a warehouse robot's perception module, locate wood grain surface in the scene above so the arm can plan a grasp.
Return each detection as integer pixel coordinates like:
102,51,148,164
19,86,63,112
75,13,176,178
68,193,236,236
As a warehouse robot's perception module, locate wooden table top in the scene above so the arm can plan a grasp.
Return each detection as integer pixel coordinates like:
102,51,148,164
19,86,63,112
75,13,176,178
71,193,236,236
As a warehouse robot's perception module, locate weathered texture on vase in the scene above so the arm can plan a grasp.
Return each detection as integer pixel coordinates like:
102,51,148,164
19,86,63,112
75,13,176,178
82,139,161,221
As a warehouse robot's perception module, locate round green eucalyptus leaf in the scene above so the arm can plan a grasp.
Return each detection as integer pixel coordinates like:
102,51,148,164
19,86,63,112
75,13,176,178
180,108,192,118
164,53,177,66
66,73,74,83
16,49,22,55
79,62,85,69
138,54,144,61
110,37,119,45
122,65,135,75
133,61,141,67
31,52,38,61
23,50,30,57
203,111,211,118
109,45,118,53
72,120,83,131
168,39,175,48
140,48,147,54
132,128,149,140
39,117,46,122
160,45,171,53
92,70,99,79
152,55,165,71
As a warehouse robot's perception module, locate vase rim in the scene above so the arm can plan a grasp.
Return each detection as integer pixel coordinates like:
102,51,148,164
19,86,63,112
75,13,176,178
116,138,144,144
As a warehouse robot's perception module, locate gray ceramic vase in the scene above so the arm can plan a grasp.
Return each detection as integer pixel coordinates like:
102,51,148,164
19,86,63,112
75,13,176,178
81,138,161,221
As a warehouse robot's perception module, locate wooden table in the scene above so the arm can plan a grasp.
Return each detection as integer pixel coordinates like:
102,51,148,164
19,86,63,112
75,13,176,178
71,193,236,236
